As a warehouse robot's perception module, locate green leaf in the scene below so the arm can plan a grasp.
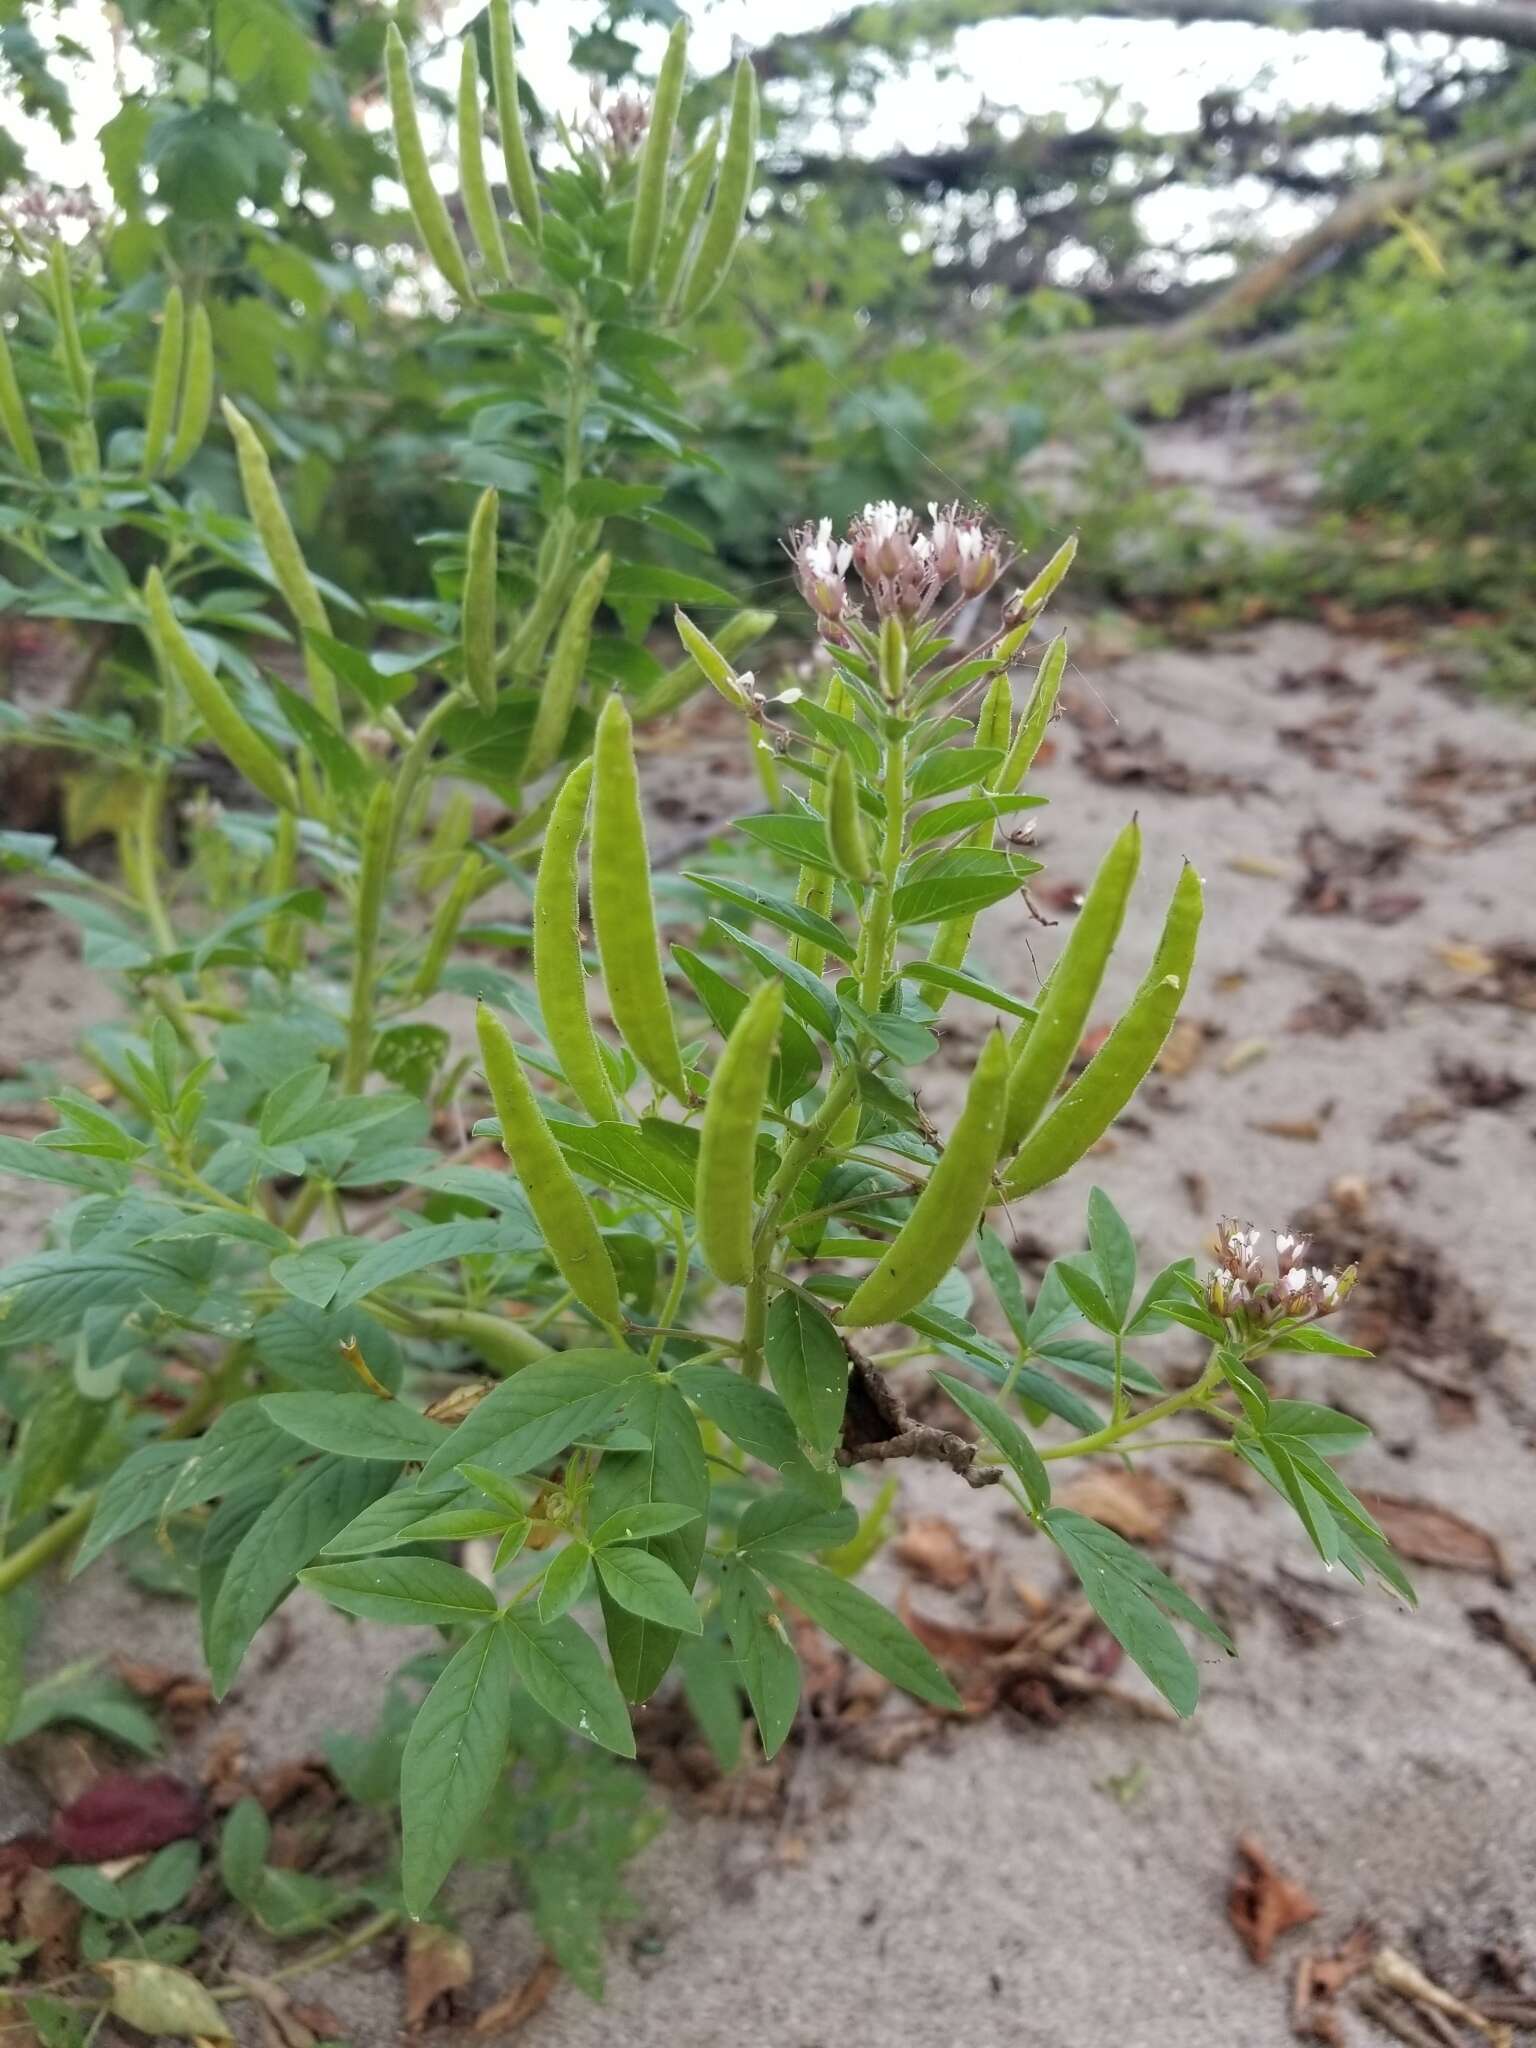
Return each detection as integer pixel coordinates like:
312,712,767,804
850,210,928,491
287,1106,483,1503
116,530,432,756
1265,1324,1373,1358
1261,1400,1372,1454
1031,1339,1163,1397
590,1502,701,1547
719,1559,800,1760
594,1546,702,1634
262,1393,445,1463
504,1611,636,1757
118,1841,200,1920
0,1136,127,1192
764,1290,849,1455
1086,1187,1137,1325
910,746,1004,797
299,1557,498,1628
331,1220,514,1308
319,1479,464,1558
908,792,1045,845
76,1406,298,1574
552,1118,700,1209
676,1627,744,1773
400,1620,518,1917
604,563,737,608
706,921,844,1040
669,1365,808,1479
736,1486,857,1555
1126,1259,1200,1335
269,1248,345,1309
1052,1257,1121,1334
683,873,856,965
755,1553,961,1710
0,1597,22,1743
538,1542,594,1623
898,963,1038,1023
1044,1507,1232,1717
12,1376,103,1521
931,1372,1050,1513
417,1352,643,1485
890,850,1039,927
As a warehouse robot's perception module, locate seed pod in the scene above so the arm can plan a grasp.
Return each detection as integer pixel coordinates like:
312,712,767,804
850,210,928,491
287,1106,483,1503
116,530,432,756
419,786,474,896
525,550,611,780
656,120,717,308
163,303,213,476
841,1029,1009,1329
221,398,339,729
672,608,747,709
696,978,783,1285
975,668,1014,758
642,605,774,718
1001,863,1203,1199
628,19,689,289
997,634,1066,792
412,850,484,999
0,324,41,477
533,760,620,1124
476,1004,624,1327
791,671,854,976
140,286,185,478
590,694,688,1103
144,568,296,812
404,1303,548,1371
462,486,500,716
508,508,576,678
46,241,91,409
825,750,870,884
385,23,476,304
676,57,758,320
345,778,395,1089
457,39,511,282
1002,817,1140,1154
489,0,541,242
1007,534,1077,624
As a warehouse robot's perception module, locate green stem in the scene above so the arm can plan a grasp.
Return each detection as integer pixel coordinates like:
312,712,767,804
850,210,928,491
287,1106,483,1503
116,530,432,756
858,724,907,1011
391,690,464,858
1112,1331,1126,1425
211,1910,400,2002
648,1211,693,1363
1040,1355,1223,1462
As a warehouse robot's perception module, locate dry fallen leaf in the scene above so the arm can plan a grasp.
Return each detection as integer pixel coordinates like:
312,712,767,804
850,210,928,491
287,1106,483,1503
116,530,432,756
1057,1468,1186,1545
1228,1834,1320,1966
1155,1016,1209,1079
474,1954,561,2035
1292,1924,1375,2044
406,1922,474,2029
1467,1605,1536,1683
893,1515,977,1591
1356,1493,1512,1586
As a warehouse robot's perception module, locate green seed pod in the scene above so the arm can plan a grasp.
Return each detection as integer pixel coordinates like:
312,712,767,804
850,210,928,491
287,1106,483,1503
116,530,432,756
163,303,213,476
696,978,783,1285
419,786,475,896
878,612,907,701
590,694,689,1103
672,607,747,709
221,398,339,729
1001,863,1203,1199
46,241,91,409
791,671,854,976
841,1029,1009,1329
825,750,871,884
345,778,396,1089
656,120,718,308
508,509,577,678
628,19,689,289
462,486,500,716
997,634,1066,792
525,550,611,780
533,760,620,1125
489,0,542,242
385,23,476,304
144,568,296,812
402,1303,548,1372
140,285,184,478
457,39,511,283
975,669,1014,758
1010,534,1078,622
642,605,774,718
0,323,41,477
412,850,484,1000
476,1004,624,1327
1001,817,1140,1155
676,57,758,320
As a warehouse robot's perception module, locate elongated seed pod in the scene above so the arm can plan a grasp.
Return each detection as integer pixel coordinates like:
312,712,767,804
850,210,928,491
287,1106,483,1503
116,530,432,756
221,398,339,729
975,669,1014,758
163,303,213,476
672,607,746,708
998,635,1066,792
1011,534,1077,621
462,486,500,715
1001,817,1140,1154
791,671,853,976
489,0,541,241
476,1005,624,1326
344,779,395,1090
144,569,296,811
413,851,484,999
140,285,184,478
590,694,689,1102
419,786,474,896
656,121,718,308
841,1029,1009,1329
629,19,688,288
533,761,620,1124
525,550,611,780
1001,864,1202,1199
825,751,870,884
385,24,475,304
46,242,91,408
508,509,576,677
696,978,783,1285
457,40,510,282
0,324,41,477
676,58,758,320
642,605,774,717
403,1302,548,1371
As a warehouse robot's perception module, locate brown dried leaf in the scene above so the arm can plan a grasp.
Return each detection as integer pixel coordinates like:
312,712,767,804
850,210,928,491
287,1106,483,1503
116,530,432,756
893,1515,977,1591
1466,1606,1536,1682
1356,1494,1512,1585
406,1923,474,2030
18,1869,80,1977
1057,1468,1186,1545
1155,1016,1209,1079
1228,1834,1320,1966
473,1954,560,2035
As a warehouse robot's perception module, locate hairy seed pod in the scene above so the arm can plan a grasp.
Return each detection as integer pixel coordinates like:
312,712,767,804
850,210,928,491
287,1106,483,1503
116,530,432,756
998,634,1066,792
676,57,758,320
656,120,717,308
345,779,396,1089
140,285,184,478
46,241,91,408
825,750,871,884
0,323,41,477
144,569,296,812
1006,534,1078,624
590,694,689,1102
525,550,611,780
489,0,541,242
696,978,783,1285
790,670,854,976
385,24,475,303
163,303,213,476
643,605,774,718
533,761,620,1124
672,607,746,708
413,850,485,1000
402,1303,548,1370
508,509,576,678
419,786,474,896
221,398,339,728
975,669,1014,758
1002,863,1202,1199
476,1004,624,1326
462,486,500,716
457,39,510,282
841,1029,1009,1328
1002,817,1140,1154
628,19,689,289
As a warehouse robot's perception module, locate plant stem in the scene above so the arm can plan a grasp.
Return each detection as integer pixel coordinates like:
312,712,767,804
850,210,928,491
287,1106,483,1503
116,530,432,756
210,1909,400,2002
1040,1355,1223,1461
858,724,907,1011
648,1211,692,1363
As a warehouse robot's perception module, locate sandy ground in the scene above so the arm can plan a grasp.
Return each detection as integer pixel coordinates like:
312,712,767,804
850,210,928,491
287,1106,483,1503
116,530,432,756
3,424,1535,2045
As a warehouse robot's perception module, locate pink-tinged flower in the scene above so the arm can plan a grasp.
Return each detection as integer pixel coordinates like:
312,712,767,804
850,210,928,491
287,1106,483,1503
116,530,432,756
848,501,939,622
1204,1217,1355,1332
785,517,856,638
930,501,1003,596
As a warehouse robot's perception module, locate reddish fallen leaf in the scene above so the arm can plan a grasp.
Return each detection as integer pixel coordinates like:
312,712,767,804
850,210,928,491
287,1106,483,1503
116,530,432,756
1228,1834,1320,1966
1057,1468,1186,1545
51,1772,202,1860
406,1922,474,2030
474,1954,560,2035
1355,1493,1512,1586
893,1515,976,1591
1292,1923,1375,2043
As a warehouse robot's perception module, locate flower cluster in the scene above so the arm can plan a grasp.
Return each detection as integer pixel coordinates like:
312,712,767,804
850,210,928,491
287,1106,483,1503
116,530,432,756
589,89,649,159
785,500,1006,640
1206,1221,1357,1328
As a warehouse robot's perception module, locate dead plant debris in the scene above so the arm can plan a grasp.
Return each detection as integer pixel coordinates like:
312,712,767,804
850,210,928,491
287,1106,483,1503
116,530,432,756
1228,1834,1321,1966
